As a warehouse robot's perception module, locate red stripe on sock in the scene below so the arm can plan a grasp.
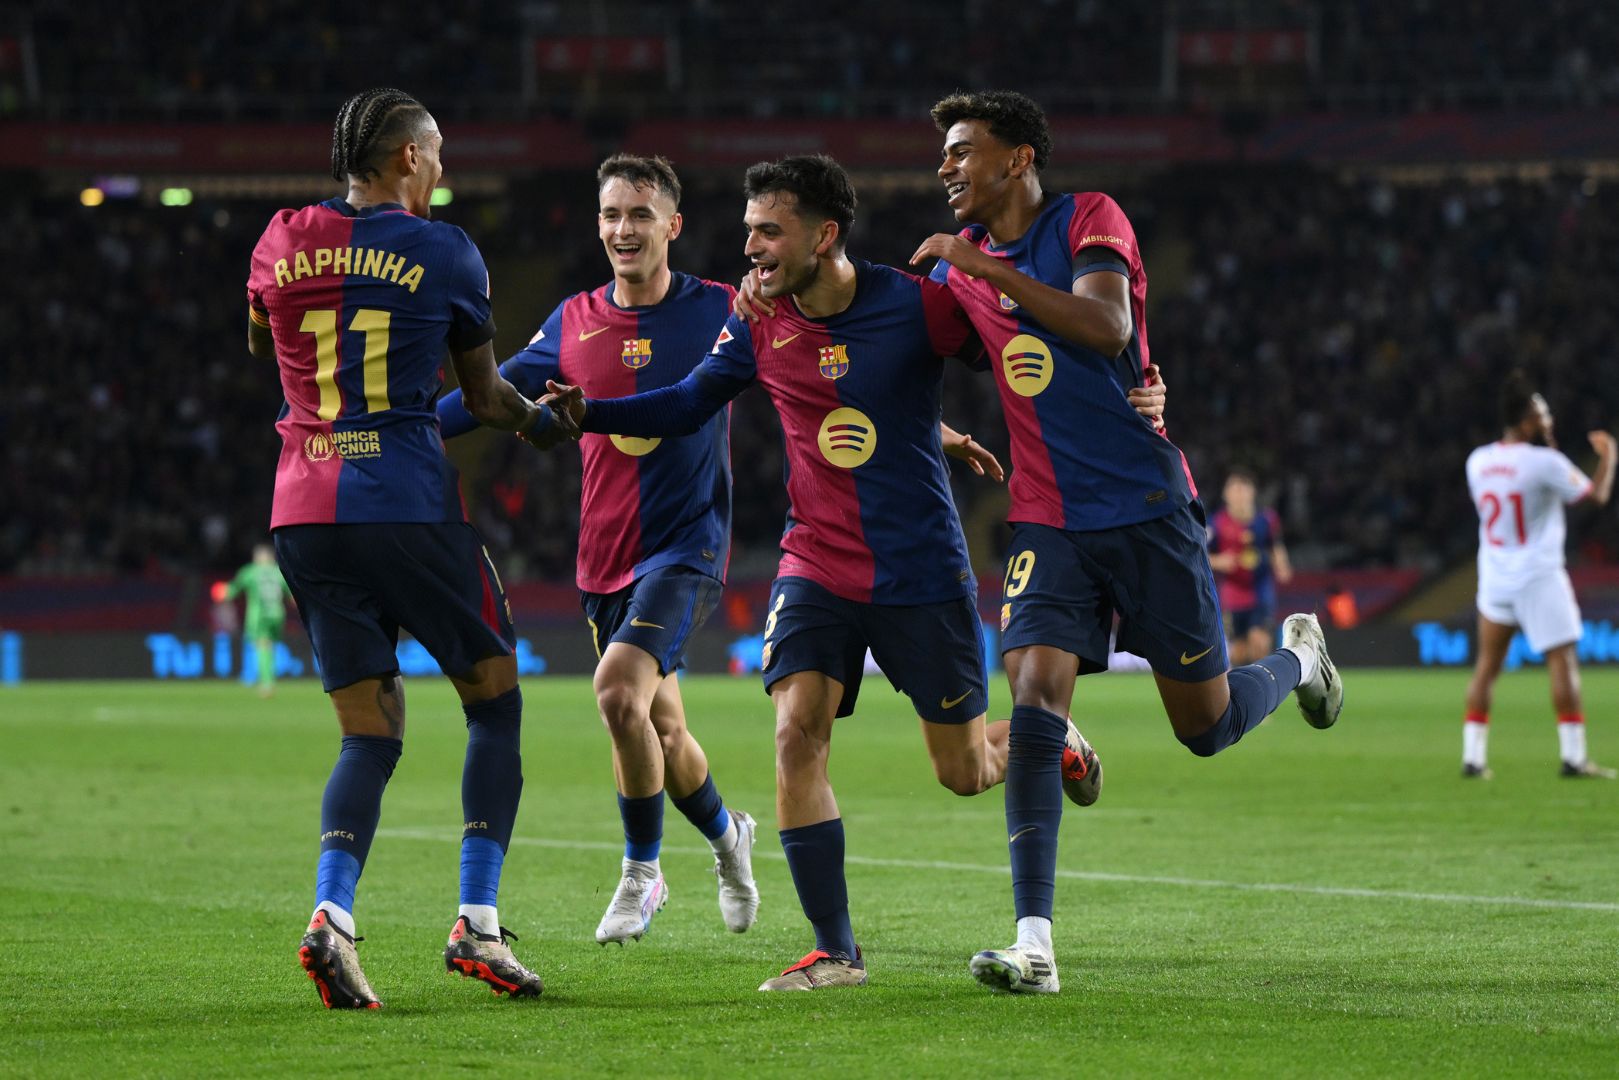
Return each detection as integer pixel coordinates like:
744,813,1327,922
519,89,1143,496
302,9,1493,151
1558,713,1585,725
1464,713,1488,725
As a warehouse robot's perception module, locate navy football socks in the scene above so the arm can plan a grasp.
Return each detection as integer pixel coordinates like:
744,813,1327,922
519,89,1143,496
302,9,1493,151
780,818,857,960
1005,705,1067,921
315,734,403,916
459,687,524,906
1177,650,1303,757
618,792,665,863
671,773,732,842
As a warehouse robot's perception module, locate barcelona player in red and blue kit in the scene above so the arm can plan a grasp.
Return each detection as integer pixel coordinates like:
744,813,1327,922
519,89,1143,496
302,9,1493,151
912,91,1345,994
437,156,759,947
248,89,554,1008
1208,470,1294,664
545,155,1041,992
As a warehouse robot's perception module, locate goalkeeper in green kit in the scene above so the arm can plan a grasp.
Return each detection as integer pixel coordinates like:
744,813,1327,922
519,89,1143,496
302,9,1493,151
226,543,293,697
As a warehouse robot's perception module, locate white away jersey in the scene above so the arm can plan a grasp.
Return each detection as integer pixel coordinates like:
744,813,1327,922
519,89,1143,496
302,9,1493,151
1465,440,1592,591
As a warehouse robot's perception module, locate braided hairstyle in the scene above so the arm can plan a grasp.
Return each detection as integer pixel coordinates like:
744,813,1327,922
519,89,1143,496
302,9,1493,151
330,88,431,183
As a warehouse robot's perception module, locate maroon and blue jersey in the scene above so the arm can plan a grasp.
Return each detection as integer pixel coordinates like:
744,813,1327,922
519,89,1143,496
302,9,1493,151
931,192,1196,531
581,261,976,605
247,197,494,528
437,273,735,594
1209,507,1281,611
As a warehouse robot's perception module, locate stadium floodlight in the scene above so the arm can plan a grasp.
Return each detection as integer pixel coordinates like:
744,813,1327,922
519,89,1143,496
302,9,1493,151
430,187,454,206
79,187,105,207
159,187,194,207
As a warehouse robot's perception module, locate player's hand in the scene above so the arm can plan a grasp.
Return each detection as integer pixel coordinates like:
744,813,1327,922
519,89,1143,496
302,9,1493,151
909,233,1000,280
517,396,580,450
1128,363,1167,431
941,424,1004,482
733,270,776,322
1589,430,1617,459
541,380,587,428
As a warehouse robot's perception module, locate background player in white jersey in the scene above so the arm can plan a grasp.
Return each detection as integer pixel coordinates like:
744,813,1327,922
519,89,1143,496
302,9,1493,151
1462,372,1615,779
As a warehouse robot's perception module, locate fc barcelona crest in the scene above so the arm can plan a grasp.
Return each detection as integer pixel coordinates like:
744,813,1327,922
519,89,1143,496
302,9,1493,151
621,337,653,369
817,343,850,380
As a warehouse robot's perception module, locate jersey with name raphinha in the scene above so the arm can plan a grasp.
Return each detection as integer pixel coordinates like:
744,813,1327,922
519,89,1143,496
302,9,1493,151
463,273,735,594
584,261,976,605
1209,507,1281,610
1466,440,1592,592
931,192,1195,531
248,198,495,527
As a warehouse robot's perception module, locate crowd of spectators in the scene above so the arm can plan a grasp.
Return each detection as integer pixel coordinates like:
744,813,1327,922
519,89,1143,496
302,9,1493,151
10,1,1619,123
5,165,1616,584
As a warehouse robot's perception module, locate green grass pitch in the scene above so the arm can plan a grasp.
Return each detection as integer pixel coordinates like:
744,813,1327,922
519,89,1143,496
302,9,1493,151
2,669,1617,1077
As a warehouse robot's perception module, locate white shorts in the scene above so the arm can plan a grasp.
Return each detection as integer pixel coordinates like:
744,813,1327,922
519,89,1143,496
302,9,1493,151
1476,569,1583,653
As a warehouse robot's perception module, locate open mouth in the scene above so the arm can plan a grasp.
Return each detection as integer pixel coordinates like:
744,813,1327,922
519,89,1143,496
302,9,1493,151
612,242,642,261
946,181,969,206
754,261,779,285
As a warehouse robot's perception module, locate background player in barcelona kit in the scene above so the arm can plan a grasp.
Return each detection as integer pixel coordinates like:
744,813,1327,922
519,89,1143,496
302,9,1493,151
1208,470,1294,665
437,154,760,946
544,154,1036,992
1461,372,1616,779
911,90,1344,994
247,88,559,1008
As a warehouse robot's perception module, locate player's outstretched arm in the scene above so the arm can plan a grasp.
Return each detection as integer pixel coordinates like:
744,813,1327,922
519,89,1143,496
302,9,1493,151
911,234,1131,357
1588,430,1617,506
941,423,1004,482
450,341,574,448
545,362,749,440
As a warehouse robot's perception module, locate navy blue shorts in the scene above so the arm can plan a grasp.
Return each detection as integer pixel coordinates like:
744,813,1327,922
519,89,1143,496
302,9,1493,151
998,503,1228,683
1225,604,1275,639
274,522,515,693
759,576,988,724
580,564,723,676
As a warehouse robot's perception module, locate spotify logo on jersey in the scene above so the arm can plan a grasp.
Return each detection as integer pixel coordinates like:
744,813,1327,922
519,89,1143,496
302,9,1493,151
610,434,662,457
818,407,877,468
1001,334,1053,397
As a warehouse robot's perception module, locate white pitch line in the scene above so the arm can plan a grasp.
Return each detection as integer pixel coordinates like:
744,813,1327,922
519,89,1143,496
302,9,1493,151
377,827,1619,914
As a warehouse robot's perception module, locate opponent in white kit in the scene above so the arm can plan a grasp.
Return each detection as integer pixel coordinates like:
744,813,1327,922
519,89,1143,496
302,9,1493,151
1462,373,1616,779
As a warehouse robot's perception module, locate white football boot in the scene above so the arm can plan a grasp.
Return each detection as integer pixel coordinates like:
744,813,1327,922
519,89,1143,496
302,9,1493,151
1282,613,1343,729
970,944,1060,994
594,862,669,945
712,810,760,932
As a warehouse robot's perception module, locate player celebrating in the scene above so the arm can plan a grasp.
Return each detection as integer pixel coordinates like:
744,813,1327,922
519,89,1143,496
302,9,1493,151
437,154,760,945
1208,470,1294,665
911,90,1342,994
1461,373,1616,779
225,542,293,696
544,155,1164,992
247,88,558,1008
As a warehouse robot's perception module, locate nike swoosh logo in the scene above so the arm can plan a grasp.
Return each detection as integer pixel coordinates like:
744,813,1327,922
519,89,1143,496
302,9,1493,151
629,617,665,629
1180,645,1216,665
772,333,802,349
1008,826,1038,844
578,327,611,341
939,692,971,709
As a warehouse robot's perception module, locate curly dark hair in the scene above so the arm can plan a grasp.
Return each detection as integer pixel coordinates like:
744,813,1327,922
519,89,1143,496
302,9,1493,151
597,153,682,208
742,154,857,248
930,90,1053,171
330,88,433,183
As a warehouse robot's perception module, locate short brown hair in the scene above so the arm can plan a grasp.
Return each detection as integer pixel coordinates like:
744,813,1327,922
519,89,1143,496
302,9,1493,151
597,153,682,208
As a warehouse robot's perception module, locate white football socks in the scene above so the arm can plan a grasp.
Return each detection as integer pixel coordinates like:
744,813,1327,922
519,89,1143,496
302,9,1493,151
1463,720,1488,768
315,900,356,938
1015,915,1053,957
1284,643,1319,687
708,814,740,855
458,904,500,938
1558,721,1586,766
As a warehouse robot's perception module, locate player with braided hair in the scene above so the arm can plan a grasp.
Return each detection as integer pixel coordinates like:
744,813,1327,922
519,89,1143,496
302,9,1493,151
247,88,566,1008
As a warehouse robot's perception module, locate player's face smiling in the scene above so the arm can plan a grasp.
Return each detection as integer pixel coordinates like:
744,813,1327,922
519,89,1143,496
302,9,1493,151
744,193,821,299
939,120,1017,224
598,178,680,284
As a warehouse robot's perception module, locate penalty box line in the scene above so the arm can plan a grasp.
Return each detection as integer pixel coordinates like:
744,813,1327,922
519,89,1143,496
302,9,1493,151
377,827,1619,914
